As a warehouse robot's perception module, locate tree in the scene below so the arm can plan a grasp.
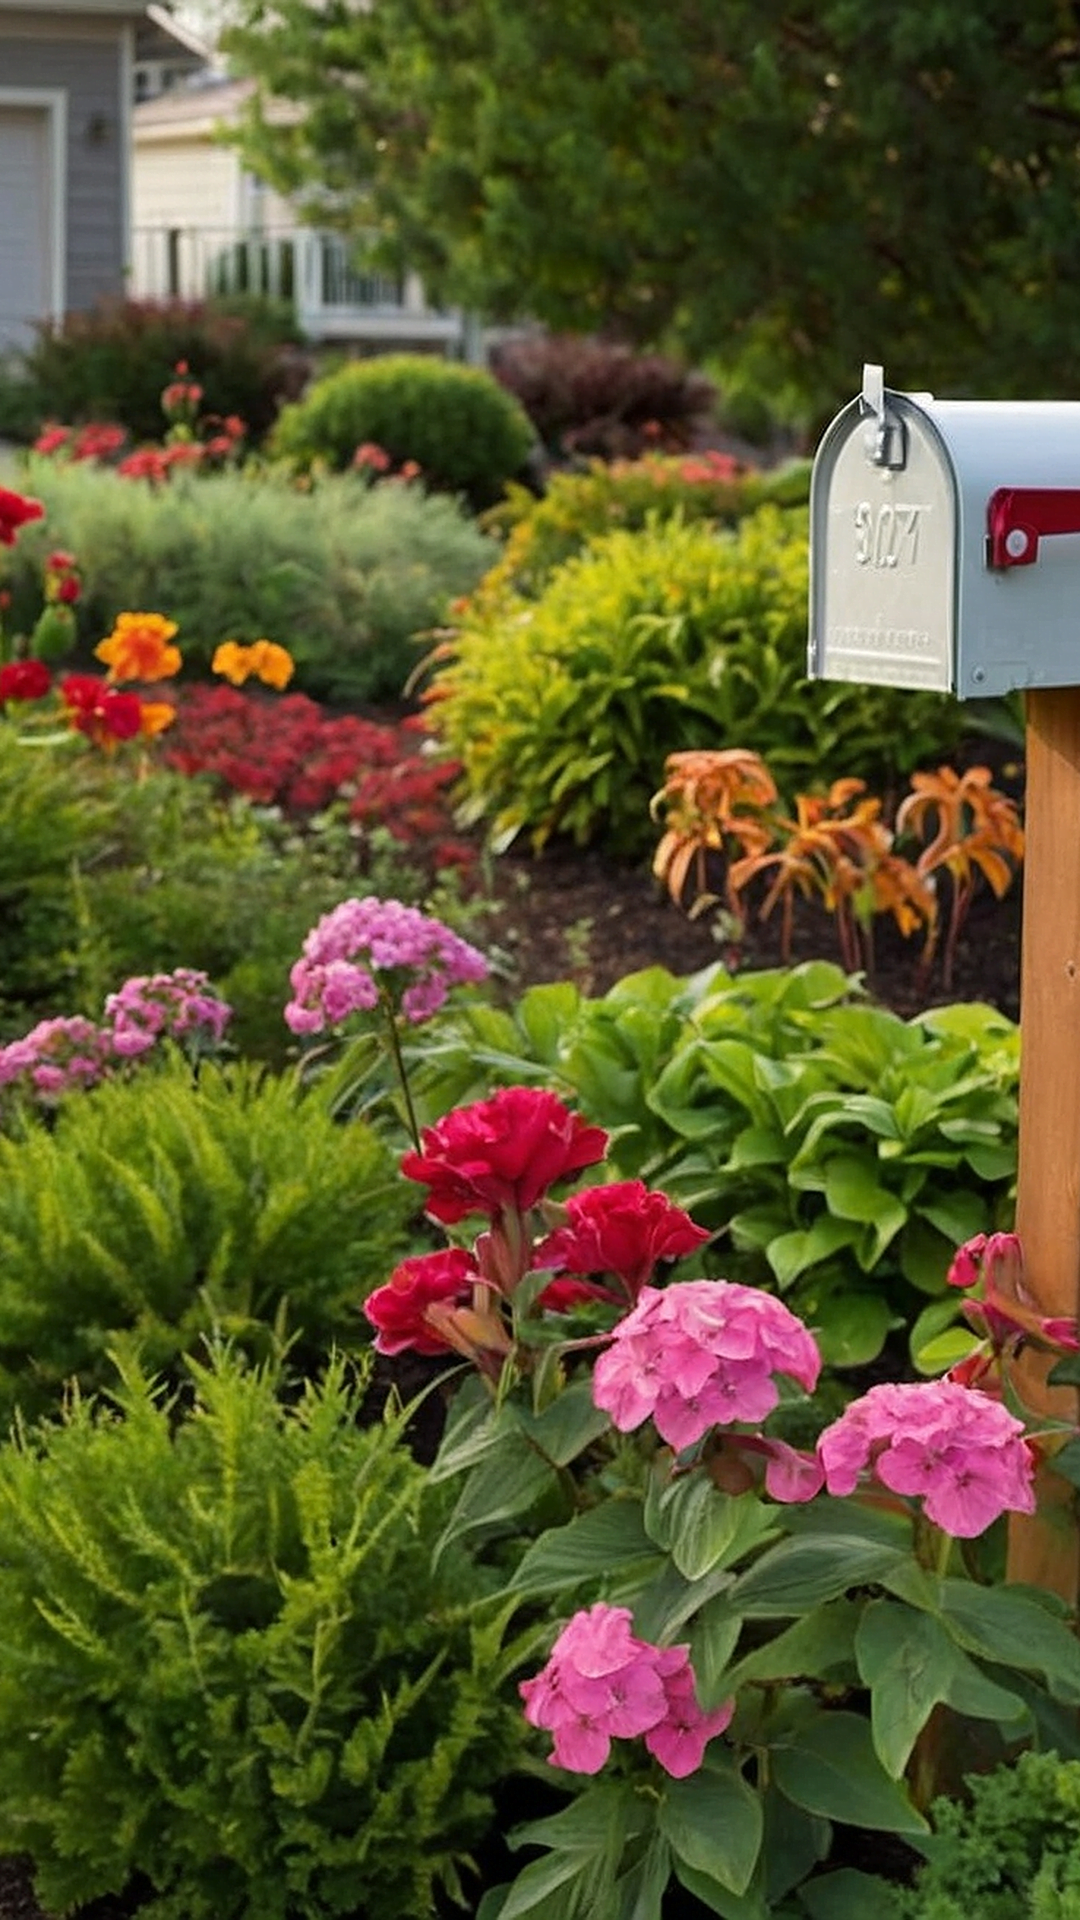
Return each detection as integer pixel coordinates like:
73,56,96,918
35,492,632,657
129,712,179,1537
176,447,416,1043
224,0,1080,415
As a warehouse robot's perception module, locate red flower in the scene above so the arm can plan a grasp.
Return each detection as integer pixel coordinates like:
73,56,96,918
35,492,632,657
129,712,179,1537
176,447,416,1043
536,1277,613,1313
363,1248,477,1355
33,425,70,457
55,574,81,604
401,1088,609,1224
0,659,52,704
534,1181,710,1301
60,674,143,743
46,550,76,573
0,487,44,546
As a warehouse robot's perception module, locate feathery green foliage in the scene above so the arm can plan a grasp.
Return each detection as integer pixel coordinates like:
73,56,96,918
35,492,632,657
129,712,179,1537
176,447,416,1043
890,1750,1080,1920
270,354,536,507
0,1059,415,1423
10,457,494,700
0,1348,529,1919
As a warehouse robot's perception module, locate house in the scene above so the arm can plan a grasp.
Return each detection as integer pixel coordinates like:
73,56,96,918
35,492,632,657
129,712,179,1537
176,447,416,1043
131,73,475,351
0,0,148,351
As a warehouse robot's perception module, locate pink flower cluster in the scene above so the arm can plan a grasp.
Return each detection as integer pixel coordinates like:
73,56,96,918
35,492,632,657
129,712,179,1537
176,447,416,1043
284,896,488,1033
817,1379,1036,1537
0,1015,115,1097
521,1603,732,1778
104,969,232,1057
0,969,232,1101
592,1280,821,1450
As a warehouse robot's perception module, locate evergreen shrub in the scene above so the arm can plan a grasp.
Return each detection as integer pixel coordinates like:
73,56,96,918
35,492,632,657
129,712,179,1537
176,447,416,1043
270,354,536,505
11,458,494,701
889,1749,1080,1920
0,1349,527,1920
426,508,964,850
0,1060,415,1422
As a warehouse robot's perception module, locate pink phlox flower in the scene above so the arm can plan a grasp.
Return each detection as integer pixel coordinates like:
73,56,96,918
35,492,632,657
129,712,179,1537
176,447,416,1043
817,1379,1036,1537
284,895,487,1034
592,1281,821,1447
0,1015,114,1098
104,969,232,1052
520,1603,729,1778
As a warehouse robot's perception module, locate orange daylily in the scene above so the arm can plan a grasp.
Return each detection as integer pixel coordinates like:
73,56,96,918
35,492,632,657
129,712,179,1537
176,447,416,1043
95,612,181,683
651,748,779,912
212,638,294,690
896,765,1024,987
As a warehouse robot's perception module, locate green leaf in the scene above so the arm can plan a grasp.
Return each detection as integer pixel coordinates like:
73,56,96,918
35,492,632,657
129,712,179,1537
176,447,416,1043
824,1155,904,1228
672,1862,770,1920
917,1191,987,1246
1047,1353,1080,1388
631,1561,739,1645
762,1787,831,1903
511,1783,643,1856
937,1581,1080,1703
689,1595,746,1710
436,1434,555,1558
1051,1436,1080,1486
766,1216,859,1289
724,1599,859,1694
665,1482,780,1582
516,982,581,1062
798,1869,895,1918
659,1761,764,1896
771,1712,928,1835
614,1839,670,1920
517,1378,613,1465
509,1500,660,1595
730,1534,906,1618
899,1216,956,1296
854,1600,1023,1779
807,1289,894,1368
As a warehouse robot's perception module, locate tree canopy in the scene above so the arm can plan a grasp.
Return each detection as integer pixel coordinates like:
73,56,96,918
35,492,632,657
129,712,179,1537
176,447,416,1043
224,0,1080,414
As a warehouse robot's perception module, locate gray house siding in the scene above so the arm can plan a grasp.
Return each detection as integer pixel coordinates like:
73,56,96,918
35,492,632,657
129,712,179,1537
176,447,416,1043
0,21,127,313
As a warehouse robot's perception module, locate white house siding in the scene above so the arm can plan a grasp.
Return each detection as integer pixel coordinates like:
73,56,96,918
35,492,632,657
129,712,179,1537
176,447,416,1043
0,13,129,316
133,136,239,231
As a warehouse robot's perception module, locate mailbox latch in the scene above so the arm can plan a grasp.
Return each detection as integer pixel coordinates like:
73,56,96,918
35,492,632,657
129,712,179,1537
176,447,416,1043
860,363,907,470
987,488,1080,569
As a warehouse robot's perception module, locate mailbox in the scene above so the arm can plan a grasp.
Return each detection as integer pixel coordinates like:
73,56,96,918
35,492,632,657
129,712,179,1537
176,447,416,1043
809,365,1080,697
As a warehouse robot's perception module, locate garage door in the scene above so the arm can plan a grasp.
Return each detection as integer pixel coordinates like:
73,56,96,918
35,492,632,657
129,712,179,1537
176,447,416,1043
0,106,54,351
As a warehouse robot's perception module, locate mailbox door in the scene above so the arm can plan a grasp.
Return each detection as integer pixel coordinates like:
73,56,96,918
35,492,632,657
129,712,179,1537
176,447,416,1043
810,396,958,693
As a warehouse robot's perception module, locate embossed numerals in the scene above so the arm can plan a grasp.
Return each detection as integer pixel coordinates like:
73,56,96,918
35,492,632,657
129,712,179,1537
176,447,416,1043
854,501,922,568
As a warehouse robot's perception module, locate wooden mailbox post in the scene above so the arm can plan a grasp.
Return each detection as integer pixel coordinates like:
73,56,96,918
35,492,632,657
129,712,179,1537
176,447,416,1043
810,367,1080,1604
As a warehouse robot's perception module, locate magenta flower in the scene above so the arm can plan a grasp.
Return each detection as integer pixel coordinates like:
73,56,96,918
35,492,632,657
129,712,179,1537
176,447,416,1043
284,895,488,1034
520,1602,732,1778
104,968,232,1054
817,1379,1036,1537
591,1281,821,1450
0,1015,114,1097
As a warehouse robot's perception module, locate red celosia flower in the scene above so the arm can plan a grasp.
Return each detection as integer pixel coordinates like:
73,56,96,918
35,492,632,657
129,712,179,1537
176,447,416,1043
71,423,125,463
55,575,81,604
534,1181,710,1302
401,1087,610,1224
0,659,52,704
60,674,143,744
0,487,44,546
33,425,71,457
363,1248,478,1355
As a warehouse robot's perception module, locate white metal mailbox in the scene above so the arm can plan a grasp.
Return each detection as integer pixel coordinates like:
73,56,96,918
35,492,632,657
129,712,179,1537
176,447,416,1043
809,365,1080,698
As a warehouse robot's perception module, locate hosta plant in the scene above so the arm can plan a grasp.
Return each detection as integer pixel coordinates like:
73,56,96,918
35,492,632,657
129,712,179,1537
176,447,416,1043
358,1081,1080,1920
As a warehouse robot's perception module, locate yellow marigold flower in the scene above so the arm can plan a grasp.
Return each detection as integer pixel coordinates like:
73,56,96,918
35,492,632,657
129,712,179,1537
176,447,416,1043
95,611,181,684
138,701,176,739
249,639,294,690
212,639,252,685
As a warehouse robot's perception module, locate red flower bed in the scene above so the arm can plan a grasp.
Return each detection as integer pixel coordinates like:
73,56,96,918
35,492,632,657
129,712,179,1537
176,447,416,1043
161,683,472,864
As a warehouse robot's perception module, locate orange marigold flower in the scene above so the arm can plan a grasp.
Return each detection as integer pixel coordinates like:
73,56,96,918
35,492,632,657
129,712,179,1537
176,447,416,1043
212,639,253,685
138,701,177,738
249,639,294,690
95,611,181,683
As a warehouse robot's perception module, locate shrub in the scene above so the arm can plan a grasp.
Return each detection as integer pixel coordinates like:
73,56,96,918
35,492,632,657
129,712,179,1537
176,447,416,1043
490,332,715,457
0,1058,414,1422
889,1750,1080,1919
0,724,114,1022
19,294,304,441
0,1348,527,1920
481,453,812,598
411,962,1018,1368
270,354,536,505
10,459,494,701
425,508,965,851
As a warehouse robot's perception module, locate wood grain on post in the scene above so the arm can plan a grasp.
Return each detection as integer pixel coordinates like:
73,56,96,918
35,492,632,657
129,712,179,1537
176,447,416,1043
1008,687,1080,1601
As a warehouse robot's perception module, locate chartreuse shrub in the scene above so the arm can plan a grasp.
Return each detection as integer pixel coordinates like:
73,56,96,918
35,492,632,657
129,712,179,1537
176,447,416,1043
0,1059,413,1423
0,723,111,1020
11,457,493,700
271,354,536,506
481,455,811,598
0,1348,528,1920
886,1750,1080,1920
426,508,964,851
410,962,1018,1367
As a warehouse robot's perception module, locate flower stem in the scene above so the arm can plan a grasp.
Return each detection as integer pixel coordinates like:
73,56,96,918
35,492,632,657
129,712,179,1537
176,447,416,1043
935,1527,952,1579
380,990,422,1153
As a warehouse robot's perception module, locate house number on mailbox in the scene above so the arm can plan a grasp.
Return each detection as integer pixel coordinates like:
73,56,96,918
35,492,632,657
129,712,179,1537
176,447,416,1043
853,502,922,569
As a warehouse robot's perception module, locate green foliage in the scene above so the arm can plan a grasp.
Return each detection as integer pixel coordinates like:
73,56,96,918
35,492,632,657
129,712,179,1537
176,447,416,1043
0,1348,527,1919
0,1058,414,1422
891,1749,1080,1920
414,964,1018,1365
223,0,1080,414
11,457,493,701
481,455,811,597
426,509,963,851
271,354,536,505
18,294,302,440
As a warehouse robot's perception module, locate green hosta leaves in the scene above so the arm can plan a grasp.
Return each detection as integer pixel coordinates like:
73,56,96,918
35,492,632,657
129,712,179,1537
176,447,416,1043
658,1759,764,1896
771,1712,928,1835
855,1599,1026,1778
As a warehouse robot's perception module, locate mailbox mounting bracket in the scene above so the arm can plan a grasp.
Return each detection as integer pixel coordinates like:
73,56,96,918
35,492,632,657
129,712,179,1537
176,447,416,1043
860,362,907,470
987,487,1080,570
